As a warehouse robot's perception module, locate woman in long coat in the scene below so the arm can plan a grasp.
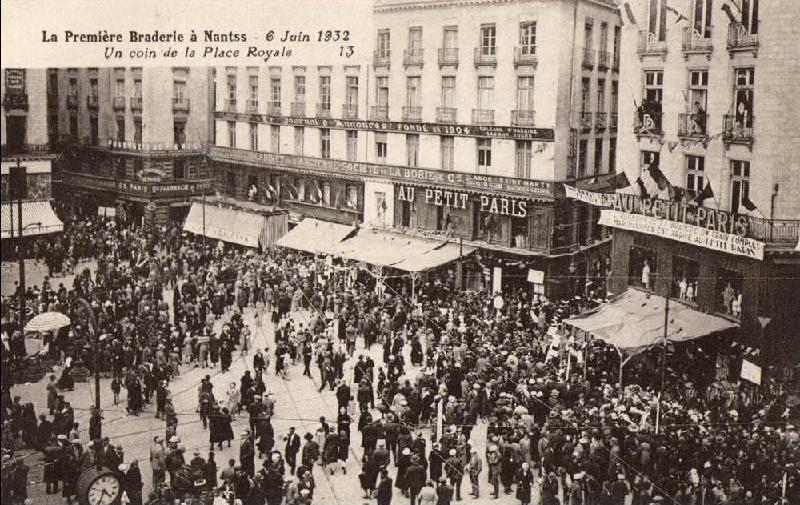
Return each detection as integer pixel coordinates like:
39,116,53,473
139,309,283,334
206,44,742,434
322,432,339,473
337,430,350,473
515,462,534,505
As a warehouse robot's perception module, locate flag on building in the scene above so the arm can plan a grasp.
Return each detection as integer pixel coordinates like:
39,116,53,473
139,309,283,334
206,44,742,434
741,195,757,211
611,171,631,190
694,182,714,205
636,177,650,199
623,2,638,25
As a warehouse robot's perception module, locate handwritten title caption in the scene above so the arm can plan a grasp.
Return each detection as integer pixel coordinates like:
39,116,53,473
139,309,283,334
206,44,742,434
41,29,355,62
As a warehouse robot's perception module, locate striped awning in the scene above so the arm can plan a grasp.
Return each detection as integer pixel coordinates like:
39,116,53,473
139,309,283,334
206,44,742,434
1,201,64,239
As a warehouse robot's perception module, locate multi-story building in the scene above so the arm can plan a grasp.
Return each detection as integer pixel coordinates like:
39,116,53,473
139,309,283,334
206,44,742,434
2,68,63,256
51,67,214,226
210,0,622,295
609,0,800,364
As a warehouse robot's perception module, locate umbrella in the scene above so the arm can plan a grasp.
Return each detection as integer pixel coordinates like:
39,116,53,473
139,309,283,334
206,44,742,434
24,312,71,333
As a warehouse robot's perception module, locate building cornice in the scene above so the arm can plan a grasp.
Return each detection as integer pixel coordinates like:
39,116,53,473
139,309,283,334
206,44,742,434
374,0,619,15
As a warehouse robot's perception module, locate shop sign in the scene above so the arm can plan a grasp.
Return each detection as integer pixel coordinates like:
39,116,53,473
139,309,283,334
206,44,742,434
400,185,529,217
598,209,765,261
740,359,761,385
214,111,555,142
424,188,469,209
565,185,618,207
64,173,211,196
479,195,528,218
211,146,555,200
4,69,25,92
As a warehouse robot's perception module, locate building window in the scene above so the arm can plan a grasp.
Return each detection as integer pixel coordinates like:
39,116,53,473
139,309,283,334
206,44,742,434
173,80,186,101
294,126,304,155
89,78,99,98
733,68,754,129
480,24,496,55
49,72,59,94
69,78,78,97
116,118,125,142
133,79,142,98
443,26,458,49
346,130,358,161
584,19,594,49
517,76,534,111
717,268,743,318
609,138,617,172
629,246,657,289
611,81,619,112
174,160,185,180
271,125,280,153
174,120,186,146
692,0,713,38
519,22,536,54
89,117,99,145
673,256,700,302
249,75,258,103
441,77,455,107
408,27,422,53
688,69,708,133
406,76,421,108
133,118,142,144
320,129,331,159
319,76,331,112
613,26,621,64
594,139,604,174
740,0,758,34
686,155,705,194
641,150,660,170
596,79,606,112
600,22,609,53
580,78,590,113
376,77,389,107
376,133,388,163
640,70,664,131
377,29,391,59
578,139,588,176
249,123,258,150
477,77,494,109
115,79,125,98
648,0,668,41
227,121,236,147
441,136,454,171
477,138,492,173
346,76,359,108
730,159,750,214
294,75,305,102
69,114,78,141
227,75,236,100
346,184,360,210
515,140,532,178
406,134,419,167
270,78,281,108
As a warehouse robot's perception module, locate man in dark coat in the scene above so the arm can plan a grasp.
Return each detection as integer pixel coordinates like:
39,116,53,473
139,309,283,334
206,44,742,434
284,427,301,474
124,461,143,505
405,456,427,505
436,477,454,505
37,414,53,451
376,468,394,505
239,431,255,477
89,407,102,441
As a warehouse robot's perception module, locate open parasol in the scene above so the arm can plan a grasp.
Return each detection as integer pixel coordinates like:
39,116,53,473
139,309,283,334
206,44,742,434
24,312,71,333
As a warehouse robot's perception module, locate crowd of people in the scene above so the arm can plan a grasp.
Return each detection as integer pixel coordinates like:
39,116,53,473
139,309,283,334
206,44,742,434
1,216,798,505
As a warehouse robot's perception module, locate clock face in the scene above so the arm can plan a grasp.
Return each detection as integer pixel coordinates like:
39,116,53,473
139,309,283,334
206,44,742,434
87,474,121,505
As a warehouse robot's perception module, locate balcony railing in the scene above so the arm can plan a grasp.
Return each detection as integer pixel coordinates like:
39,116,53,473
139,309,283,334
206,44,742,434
342,103,358,119
578,111,593,130
438,48,459,67
225,98,237,111
86,95,99,109
130,96,143,110
722,114,754,144
747,217,800,244
609,113,618,130
316,103,331,118
727,22,759,55
373,51,390,68
247,99,259,113
471,109,494,125
597,50,611,70
634,107,663,135
436,107,457,123
637,31,668,58
370,105,389,120
474,48,497,67
594,112,607,130
172,97,190,111
290,102,306,117
582,48,595,69
107,140,205,152
403,49,424,66
402,106,422,122
678,113,707,138
67,94,79,109
682,27,713,55
513,47,537,67
511,109,535,126
268,101,282,115
112,96,126,110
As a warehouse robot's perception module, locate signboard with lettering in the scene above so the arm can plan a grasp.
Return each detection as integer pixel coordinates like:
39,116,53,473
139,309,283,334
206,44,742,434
209,146,555,200
4,69,25,92
598,209,765,261
215,111,555,142
64,173,211,197
740,359,762,385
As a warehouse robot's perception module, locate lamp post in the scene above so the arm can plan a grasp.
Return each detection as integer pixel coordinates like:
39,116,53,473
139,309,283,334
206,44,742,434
648,274,670,435
75,297,100,435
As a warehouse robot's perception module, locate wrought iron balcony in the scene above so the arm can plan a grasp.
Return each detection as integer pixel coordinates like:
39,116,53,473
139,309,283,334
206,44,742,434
370,105,389,120
130,96,143,110
727,22,759,56
578,111,593,130
722,114,754,144
373,51,390,68
634,111,663,135
609,113,618,130
678,113,707,138
268,101,281,115
402,106,422,122
225,98,237,111
247,99,259,113
403,49,424,67
682,27,713,56
594,112,607,130
342,103,358,119
513,47,537,68
436,107,457,123
471,109,494,125
511,109,535,126
290,101,306,117
747,217,800,245
316,103,331,118
438,48,459,67
637,31,668,59
172,97,190,112
112,96,127,110
86,95,99,109
597,50,611,70
582,48,595,69
474,48,497,67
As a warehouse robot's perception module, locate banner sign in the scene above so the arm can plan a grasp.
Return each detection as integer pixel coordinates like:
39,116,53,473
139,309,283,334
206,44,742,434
214,111,555,142
64,172,212,197
565,185,617,207
599,209,765,261
527,269,545,284
740,359,762,385
209,146,556,200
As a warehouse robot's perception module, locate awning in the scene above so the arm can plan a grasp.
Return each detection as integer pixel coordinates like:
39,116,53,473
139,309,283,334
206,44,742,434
1,201,64,239
183,202,266,248
392,241,475,272
275,217,355,254
565,289,738,355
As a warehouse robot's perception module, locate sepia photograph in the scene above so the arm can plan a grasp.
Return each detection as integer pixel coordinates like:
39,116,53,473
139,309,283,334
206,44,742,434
1,0,799,504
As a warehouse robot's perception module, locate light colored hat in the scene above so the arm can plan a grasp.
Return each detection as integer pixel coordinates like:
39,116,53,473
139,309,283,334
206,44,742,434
169,436,180,443
402,448,411,456
118,464,128,472
57,434,68,441
449,449,457,456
